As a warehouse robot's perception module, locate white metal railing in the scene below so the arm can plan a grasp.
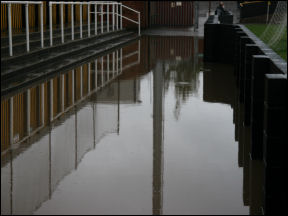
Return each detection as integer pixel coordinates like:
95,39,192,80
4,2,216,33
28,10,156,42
2,1,140,57
1,1,44,56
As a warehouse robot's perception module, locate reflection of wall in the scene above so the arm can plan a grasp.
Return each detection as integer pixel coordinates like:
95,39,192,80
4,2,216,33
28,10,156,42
13,135,50,215
203,63,235,105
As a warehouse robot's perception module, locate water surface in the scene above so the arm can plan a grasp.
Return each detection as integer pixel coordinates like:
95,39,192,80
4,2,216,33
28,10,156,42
1,36,249,215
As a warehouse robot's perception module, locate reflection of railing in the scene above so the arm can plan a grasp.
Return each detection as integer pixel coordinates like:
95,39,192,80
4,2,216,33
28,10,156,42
3,40,141,155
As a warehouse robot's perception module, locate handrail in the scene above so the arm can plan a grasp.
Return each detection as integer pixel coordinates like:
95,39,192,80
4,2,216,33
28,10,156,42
1,1,141,56
1,1,44,56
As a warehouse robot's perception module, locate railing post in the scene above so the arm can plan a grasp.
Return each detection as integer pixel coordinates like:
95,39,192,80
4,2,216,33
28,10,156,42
116,3,118,30
80,4,83,38
71,4,74,40
116,50,119,74
101,4,103,33
120,3,123,29
107,3,109,32
95,3,97,35
7,3,13,56
138,40,141,63
40,2,44,48
88,63,91,93
49,3,53,46
88,3,90,37
138,12,140,36
61,3,64,43
25,3,30,52
112,3,115,31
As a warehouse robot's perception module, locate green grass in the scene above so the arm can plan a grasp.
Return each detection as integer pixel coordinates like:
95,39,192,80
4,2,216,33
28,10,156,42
245,24,287,61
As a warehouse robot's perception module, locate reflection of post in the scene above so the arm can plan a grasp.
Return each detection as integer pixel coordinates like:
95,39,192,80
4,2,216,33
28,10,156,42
72,69,75,104
93,104,96,149
80,66,83,98
41,83,45,126
101,57,104,86
107,54,110,80
27,89,31,135
116,50,119,75
117,76,120,135
88,63,91,93
120,48,123,74
61,74,65,111
95,60,98,90
50,79,53,122
113,52,115,77
153,62,164,215
193,36,199,73
9,97,14,145
75,110,78,169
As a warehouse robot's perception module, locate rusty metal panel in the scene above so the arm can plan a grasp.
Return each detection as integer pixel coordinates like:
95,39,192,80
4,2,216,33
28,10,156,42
151,1,193,27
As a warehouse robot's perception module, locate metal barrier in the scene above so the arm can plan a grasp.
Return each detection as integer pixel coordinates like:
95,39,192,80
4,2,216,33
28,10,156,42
1,1,44,56
2,1,140,56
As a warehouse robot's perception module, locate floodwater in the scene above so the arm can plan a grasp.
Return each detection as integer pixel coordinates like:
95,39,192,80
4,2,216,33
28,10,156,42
1,35,252,215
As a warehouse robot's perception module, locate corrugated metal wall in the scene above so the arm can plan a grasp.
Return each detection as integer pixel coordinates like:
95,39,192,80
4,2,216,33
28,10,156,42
150,1,194,27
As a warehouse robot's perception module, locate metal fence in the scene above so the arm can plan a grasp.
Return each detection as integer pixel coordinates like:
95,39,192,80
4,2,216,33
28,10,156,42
1,1,141,57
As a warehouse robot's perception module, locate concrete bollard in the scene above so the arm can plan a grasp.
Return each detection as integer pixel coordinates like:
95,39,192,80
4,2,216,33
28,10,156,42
243,44,260,126
250,55,270,160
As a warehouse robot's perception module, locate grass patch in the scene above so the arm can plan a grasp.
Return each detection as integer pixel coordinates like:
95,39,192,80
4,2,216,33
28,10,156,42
245,24,287,61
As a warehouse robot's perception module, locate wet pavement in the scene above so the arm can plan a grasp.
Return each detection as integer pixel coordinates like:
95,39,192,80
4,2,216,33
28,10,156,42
1,35,251,215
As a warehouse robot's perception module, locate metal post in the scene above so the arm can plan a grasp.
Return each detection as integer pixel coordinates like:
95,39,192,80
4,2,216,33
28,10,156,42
40,2,44,48
27,89,31,135
95,4,97,35
71,4,74,40
88,63,91,93
95,60,98,89
101,4,103,33
80,4,83,38
120,3,123,29
266,1,270,24
88,4,90,37
25,3,30,52
41,83,45,126
72,69,75,104
112,3,115,31
8,3,13,56
138,13,140,36
49,3,53,46
9,97,13,145
61,3,64,43
107,4,109,32
116,4,118,30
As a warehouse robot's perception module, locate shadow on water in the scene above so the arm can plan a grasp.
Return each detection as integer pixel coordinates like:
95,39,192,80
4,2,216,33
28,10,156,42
1,34,267,215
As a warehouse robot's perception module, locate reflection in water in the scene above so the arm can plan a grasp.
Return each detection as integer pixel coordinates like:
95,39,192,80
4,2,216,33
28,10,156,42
0,35,262,215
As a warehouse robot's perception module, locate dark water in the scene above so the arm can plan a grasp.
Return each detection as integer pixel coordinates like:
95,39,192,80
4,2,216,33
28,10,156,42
1,36,253,215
